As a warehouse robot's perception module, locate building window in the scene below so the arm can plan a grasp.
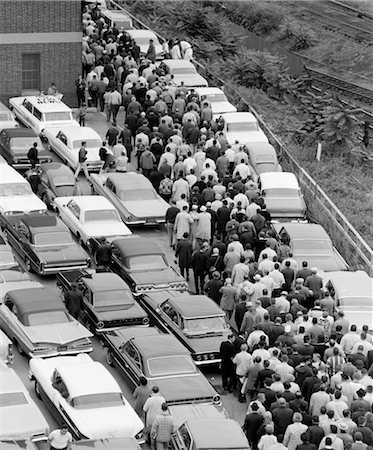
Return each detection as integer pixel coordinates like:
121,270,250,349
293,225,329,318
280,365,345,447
22,54,41,91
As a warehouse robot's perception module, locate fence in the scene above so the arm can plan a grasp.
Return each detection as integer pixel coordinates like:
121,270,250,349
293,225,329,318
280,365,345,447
108,0,373,275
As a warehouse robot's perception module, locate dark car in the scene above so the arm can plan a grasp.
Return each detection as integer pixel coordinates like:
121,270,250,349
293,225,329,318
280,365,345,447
110,237,189,292
57,269,149,333
37,162,80,210
0,128,52,170
103,326,220,405
2,213,90,275
137,291,231,366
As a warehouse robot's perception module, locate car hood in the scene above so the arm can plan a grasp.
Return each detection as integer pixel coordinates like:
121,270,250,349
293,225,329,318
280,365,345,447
264,197,306,218
226,131,268,145
123,200,169,219
131,267,185,287
74,405,143,439
138,43,163,57
85,147,101,163
211,102,237,115
83,222,131,239
173,74,208,87
35,244,88,264
154,374,217,404
184,330,231,354
94,303,147,321
26,322,92,344
0,196,47,214
11,147,51,160
0,404,49,438
341,308,373,331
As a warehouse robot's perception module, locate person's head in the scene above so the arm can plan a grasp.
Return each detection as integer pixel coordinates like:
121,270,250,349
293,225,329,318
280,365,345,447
228,334,235,343
152,386,159,394
293,412,303,423
354,432,363,442
327,410,334,419
60,423,69,434
161,402,168,411
300,432,309,444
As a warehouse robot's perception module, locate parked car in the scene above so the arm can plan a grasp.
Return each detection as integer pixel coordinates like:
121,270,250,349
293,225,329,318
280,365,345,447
125,30,164,59
0,101,19,131
9,95,78,136
0,329,13,364
103,327,220,404
0,286,93,357
2,213,90,275
37,162,80,210
258,172,306,219
272,222,348,272
57,269,149,333
0,164,47,220
54,195,132,247
44,126,102,172
325,271,373,331
170,417,249,450
169,402,229,427
0,229,19,270
101,9,133,29
137,291,230,365
89,172,169,225
0,438,141,450
0,361,50,440
246,142,282,178
0,272,41,302
29,354,144,440
160,60,208,88
221,112,268,146
110,237,188,292
194,87,237,118
0,128,52,170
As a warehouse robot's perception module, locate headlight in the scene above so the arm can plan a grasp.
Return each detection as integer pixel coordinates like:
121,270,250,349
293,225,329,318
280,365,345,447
127,215,133,221
142,317,150,325
196,355,202,361
202,354,209,361
97,321,104,329
213,394,221,404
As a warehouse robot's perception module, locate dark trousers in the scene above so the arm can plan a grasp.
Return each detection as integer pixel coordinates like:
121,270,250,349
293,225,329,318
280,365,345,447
221,361,235,390
110,104,120,125
193,271,204,294
180,267,190,281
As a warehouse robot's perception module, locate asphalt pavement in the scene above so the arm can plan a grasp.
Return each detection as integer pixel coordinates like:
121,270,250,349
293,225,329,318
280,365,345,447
10,108,248,437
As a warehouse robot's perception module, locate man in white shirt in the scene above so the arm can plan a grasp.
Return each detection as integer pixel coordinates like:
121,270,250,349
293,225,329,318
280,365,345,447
48,424,72,450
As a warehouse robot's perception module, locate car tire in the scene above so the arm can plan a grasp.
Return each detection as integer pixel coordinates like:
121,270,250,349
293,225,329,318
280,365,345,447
14,339,25,356
34,381,42,400
106,350,114,367
25,258,33,273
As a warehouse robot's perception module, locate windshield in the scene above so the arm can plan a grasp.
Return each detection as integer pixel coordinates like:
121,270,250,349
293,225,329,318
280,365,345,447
0,183,32,196
147,355,196,376
256,162,276,173
0,251,15,265
134,36,155,45
171,67,196,75
34,232,73,246
0,113,13,121
227,122,258,132
292,239,333,254
10,137,42,151
205,93,227,102
50,174,75,187
183,316,228,334
72,139,100,149
27,310,70,326
0,392,28,407
264,188,299,198
93,289,133,307
119,189,157,201
128,254,167,270
84,210,119,222
44,112,73,121
72,393,124,409
339,297,373,308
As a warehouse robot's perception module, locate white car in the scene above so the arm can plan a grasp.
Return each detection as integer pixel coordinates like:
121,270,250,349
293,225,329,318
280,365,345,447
0,361,49,439
54,195,132,246
194,87,237,118
0,229,18,270
0,272,41,302
258,172,306,219
29,354,144,440
44,126,103,172
0,164,47,220
221,112,268,145
125,29,164,59
0,101,19,131
325,271,373,331
9,95,78,136
161,60,208,88
0,329,13,364
89,172,169,225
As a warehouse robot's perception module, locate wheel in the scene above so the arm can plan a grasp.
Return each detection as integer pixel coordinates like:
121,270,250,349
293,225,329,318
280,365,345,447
34,381,42,400
14,339,25,356
25,258,33,273
106,350,114,367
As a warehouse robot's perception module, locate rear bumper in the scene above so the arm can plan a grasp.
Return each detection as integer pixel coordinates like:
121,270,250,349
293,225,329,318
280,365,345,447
40,262,89,275
30,346,93,358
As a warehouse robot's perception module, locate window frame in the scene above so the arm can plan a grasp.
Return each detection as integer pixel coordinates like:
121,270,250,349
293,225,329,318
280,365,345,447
21,53,41,92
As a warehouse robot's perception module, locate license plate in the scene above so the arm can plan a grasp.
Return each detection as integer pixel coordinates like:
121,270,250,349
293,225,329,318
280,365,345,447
57,345,67,352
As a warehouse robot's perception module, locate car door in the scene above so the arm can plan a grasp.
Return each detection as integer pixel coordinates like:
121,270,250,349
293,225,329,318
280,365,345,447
119,341,142,385
110,246,132,286
105,180,124,216
171,424,193,450
0,297,31,354
61,201,81,236
81,284,97,329
0,130,11,162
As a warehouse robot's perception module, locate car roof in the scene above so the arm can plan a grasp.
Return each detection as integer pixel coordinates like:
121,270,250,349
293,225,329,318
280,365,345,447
6,287,64,316
107,172,153,191
66,195,117,211
113,237,163,256
39,162,69,172
82,272,131,293
326,271,373,299
163,60,195,68
274,222,330,240
1,128,38,138
260,172,300,189
167,295,224,318
22,95,72,112
57,360,120,397
187,419,248,449
0,363,26,394
194,87,225,96
128,333,190,359
221,112,257,123
169,403,229,427
246,142,276,155
55,126,100,140
0,164,30,184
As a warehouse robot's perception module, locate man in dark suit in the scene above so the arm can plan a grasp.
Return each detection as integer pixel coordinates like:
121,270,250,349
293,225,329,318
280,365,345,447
219,334,236,392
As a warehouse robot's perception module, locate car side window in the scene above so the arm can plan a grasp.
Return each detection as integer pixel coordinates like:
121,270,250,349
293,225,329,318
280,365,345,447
161,302,179,326
16,221,30,240
58,133,68,146
23,100,33,112
326,281,335,298
106,179,116,194
52,370,69,399
122,342,141,369
67,200,80,219
179,425,192,450
33,108,42,121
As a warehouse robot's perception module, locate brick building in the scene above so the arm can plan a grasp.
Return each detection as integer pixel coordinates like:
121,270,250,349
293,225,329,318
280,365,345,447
0,0,82,107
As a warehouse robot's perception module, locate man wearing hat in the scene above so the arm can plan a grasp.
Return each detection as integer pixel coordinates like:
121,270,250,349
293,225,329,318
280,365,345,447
351,388,370,418
304,267,323,300
272,397,294,436
242,401,264,449
65,281,83,320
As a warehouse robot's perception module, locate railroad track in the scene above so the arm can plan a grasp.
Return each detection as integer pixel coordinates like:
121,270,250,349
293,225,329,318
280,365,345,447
325,0,373,22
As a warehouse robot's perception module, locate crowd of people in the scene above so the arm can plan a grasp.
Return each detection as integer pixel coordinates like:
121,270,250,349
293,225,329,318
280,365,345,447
79,6,373,450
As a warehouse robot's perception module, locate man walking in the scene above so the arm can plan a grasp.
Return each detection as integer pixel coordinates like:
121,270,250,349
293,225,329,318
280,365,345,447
219,334,236,392
48,423,72,450
75,141,89,180
143,386,166,446
151,403,177,450
27,142,39,168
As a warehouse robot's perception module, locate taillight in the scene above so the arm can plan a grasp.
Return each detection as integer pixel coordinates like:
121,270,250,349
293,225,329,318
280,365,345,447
7,344,14,365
